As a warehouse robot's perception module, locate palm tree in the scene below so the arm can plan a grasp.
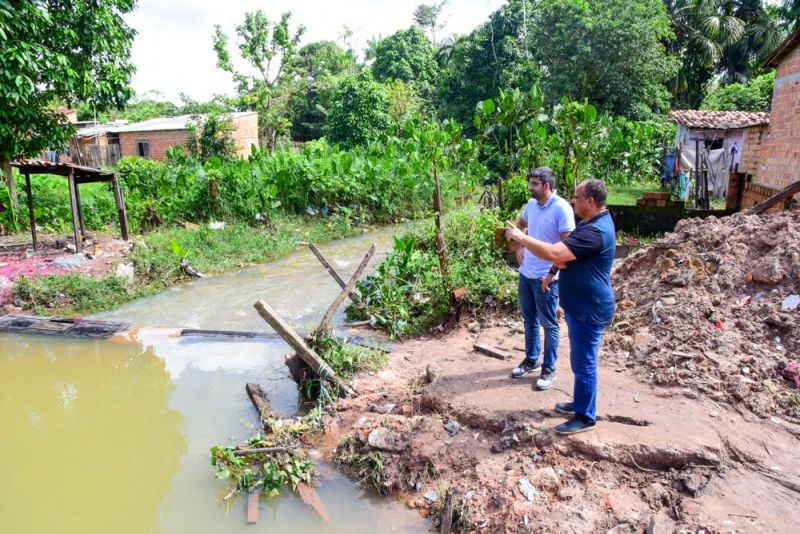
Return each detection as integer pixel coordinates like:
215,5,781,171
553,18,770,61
666,0,750,107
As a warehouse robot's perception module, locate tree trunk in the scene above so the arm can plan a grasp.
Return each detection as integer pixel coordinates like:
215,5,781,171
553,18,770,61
1,158,17,211
432,161,449,282
498,176,505,210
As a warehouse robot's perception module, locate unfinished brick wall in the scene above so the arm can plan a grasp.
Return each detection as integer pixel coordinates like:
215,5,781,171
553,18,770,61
758,44,800,189
231,113,259,157
635,192,685,208
118,130,190,160
739,124,768,175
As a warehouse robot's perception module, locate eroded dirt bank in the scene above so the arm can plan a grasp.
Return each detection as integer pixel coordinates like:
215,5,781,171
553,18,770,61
308,320,800,532
306,209,800,533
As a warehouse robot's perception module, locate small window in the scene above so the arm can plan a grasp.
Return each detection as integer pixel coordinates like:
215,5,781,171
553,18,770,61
136,140,150,158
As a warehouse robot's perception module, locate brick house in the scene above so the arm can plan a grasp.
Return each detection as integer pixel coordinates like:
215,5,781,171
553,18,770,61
110,112,259,160
730,26,800,210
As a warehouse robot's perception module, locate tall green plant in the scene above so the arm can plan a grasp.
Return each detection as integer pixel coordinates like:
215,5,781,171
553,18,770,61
475,86,546,209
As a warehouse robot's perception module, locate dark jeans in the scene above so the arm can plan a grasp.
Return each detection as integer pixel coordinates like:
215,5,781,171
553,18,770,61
564,311,609,424
518,274,560,373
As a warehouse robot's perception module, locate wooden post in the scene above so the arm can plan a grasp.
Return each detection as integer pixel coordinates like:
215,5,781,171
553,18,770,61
246,492,259,524
74,181,86,239
24,173,37,251
111,175,129,241
432,161,449,280
67,170,82,252
307,242,362,305
245,383,278,432
253,300,357,397
317,244,375,334
440,489,456,534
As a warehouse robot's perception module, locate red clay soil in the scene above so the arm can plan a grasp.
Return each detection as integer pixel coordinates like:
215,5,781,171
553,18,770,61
0,234,131,311
308,320,800,533
303,210,800,532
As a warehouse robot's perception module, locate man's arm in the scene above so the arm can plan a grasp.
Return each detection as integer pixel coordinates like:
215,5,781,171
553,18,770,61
506,222,577,267
514,215,528,266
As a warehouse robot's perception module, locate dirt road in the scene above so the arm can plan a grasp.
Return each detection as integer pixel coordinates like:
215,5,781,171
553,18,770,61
310,320,800,532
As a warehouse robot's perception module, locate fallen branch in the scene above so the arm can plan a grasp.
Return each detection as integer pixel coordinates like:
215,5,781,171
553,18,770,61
761,471,800,494
307,242,362,305
317,243,375,334
253,300,357,398
628,453,663,473
233,447,289,457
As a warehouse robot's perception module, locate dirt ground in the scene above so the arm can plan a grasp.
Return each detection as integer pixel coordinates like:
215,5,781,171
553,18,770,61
306,210,800,533
0,233,131,311
308,319,800,533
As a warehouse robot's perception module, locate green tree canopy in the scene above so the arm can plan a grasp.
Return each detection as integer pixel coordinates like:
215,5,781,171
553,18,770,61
286,41,351,141
370,27,438,88
213,10,305,150
529,0,676,119
326,72,390,148
701,70,774,111
0,0,136,205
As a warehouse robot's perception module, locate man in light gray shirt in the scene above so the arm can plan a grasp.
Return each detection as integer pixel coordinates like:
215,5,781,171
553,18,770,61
510,167,575,389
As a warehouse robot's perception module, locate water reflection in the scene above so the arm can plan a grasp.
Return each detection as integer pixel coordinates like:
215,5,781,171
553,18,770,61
0,334,186,534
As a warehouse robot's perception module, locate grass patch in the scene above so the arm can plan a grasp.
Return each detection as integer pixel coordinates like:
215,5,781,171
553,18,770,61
606,181,661,205
13,214,358,316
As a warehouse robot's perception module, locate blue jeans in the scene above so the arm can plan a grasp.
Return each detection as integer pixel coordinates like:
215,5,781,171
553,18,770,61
564,311,609,424
518,274,560,373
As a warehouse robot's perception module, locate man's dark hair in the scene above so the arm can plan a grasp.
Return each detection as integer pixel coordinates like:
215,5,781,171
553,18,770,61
529,167,556,190
580,179,608,207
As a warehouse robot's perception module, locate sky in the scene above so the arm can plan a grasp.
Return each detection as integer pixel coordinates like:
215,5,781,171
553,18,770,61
125,0,507,103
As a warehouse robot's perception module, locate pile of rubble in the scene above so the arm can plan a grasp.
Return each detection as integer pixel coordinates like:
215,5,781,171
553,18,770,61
607,210,800,421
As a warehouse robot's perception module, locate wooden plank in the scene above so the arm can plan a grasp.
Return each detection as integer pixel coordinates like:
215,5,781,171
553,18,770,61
745,180,800,215
317,244,375,333
307,242,361,305
297,482,330,523
253,300,357,398
473,343,512,360
180,328,282,340
246,492,259,524
24,173,37,251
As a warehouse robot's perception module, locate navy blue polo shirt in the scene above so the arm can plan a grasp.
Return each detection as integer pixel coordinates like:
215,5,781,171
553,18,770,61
559,211,616,324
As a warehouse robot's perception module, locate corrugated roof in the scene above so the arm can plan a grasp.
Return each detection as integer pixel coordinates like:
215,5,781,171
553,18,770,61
110,112,256,133
670,110,769,130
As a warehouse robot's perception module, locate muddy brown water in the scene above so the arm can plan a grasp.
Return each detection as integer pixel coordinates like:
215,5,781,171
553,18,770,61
0,226,429,533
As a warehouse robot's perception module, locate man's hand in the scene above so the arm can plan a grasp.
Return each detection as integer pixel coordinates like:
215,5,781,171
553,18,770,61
506,221,524,242
541,273,555,292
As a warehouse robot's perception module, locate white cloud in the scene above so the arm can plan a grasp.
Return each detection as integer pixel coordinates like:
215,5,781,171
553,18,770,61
125,0,507,102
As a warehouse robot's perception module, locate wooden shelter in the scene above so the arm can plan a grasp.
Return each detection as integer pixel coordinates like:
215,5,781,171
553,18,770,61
11,160,129,252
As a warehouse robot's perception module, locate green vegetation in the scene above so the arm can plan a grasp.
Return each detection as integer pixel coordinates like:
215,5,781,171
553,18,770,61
346,207,517,338
702,71,775,112
13,217,357,316
336,434,387,491
210,419,318,500
606,182,663,206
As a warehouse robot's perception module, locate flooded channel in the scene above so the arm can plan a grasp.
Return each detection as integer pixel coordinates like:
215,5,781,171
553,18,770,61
0,226,430,533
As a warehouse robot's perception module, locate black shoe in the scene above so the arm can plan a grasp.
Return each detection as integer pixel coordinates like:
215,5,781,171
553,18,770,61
511,358,541,378
554,417,595,435
554,402,575,415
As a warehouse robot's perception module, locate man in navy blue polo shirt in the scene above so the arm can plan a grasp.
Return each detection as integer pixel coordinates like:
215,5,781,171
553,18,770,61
510,167,575,391
506,179,615,434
